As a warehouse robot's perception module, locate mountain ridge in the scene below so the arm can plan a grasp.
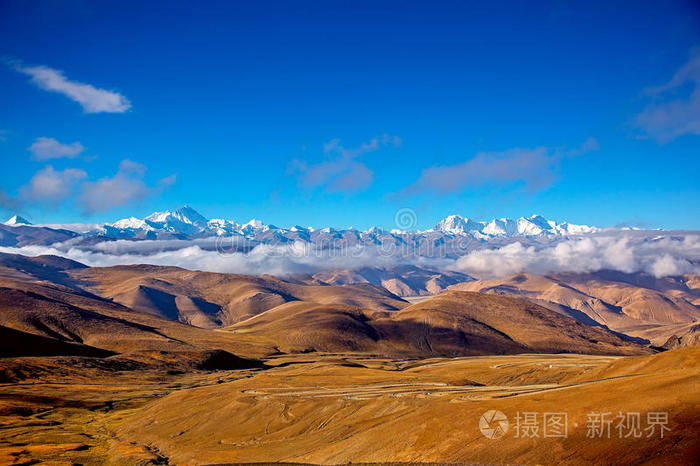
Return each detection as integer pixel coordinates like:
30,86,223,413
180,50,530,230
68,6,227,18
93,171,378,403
7,206,599,240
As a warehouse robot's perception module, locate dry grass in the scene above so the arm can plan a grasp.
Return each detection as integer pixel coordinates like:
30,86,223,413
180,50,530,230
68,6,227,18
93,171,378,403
0,348,696,465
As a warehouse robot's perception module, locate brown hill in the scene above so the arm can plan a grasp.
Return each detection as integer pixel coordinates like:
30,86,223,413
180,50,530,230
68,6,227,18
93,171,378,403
0,274,271,357
386,291,649,355
229,301,381,353
0,254,650,358
662,323,700,349
450,271,700,344
0,252,88,287
0,325,115,358
228,291,650,356
308,265,474,296
71,264,408,327
0,224,78,247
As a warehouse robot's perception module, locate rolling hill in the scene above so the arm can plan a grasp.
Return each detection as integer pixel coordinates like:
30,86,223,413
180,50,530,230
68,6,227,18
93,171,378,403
450,271,700,345
228,291,650,357
308,264,474,296
70,263,408,326
0,252,649,358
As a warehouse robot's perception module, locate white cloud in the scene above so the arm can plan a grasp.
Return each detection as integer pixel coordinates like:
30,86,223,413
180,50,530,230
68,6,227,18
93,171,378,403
0,241,421,277
28,137,85,160
0,231,696,280
78,159,174,214
400,139,598,196
290,134,401,193
19,166,87,203
6,160,174,215
450,234,700,278
158,173,178,188
634,52,700,143
12,63,131,113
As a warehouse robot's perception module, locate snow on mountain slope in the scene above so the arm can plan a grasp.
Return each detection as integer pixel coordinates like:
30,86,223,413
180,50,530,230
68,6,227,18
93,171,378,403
7,206,601,251
4,215,32,226
112,217,152,230
143,205,208,234
432,213,597,237
433,215,484,235
93,207,600,241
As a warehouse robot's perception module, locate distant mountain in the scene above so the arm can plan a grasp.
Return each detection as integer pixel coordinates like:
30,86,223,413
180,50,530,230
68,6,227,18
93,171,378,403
432,213,598,237
308,265,474,297
69,260,408,327
450,270,700,345
0,251,650,360
74,206,601,248
4,215,32,226
102,205,210,238
227,290,650,356
433,215,485,235
0,223,78,247
663,324,700,349
19,205,589,240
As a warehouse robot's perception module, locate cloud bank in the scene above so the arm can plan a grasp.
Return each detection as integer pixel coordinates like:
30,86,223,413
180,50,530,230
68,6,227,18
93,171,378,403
0,240,432,278
451,234,700,278
1,231,697,280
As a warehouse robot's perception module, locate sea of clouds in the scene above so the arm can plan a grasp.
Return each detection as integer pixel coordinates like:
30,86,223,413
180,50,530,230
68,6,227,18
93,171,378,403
452,232,700,278
1,230,698,279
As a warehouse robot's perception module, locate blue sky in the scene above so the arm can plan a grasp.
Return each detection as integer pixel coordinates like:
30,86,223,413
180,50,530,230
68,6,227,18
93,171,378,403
1,0,699,230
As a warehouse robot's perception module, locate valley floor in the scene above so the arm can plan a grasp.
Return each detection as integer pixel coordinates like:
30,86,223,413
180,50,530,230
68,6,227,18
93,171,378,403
1,348,698,465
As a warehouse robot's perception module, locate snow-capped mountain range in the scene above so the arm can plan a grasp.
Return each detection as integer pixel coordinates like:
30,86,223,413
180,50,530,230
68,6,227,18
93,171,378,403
433,214,597,237
99,206,281,239
98,206,598,239
3,205,598,243
0,207,687,280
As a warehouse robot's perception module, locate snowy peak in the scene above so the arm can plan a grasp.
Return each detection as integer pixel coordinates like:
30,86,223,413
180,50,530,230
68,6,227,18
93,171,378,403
482,218,516,236
434,214,597,238
433,215,483,234
242,219,264,229
526,214,554,230
112,217,151,230
363,226,387,235
105,206,211,237
107,207,272,238
4,215,32,226
239,219,267,235
145,205,208,228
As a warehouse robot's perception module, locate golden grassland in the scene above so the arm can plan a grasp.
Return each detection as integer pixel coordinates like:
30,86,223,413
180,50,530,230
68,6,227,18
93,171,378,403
1,347,698,465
